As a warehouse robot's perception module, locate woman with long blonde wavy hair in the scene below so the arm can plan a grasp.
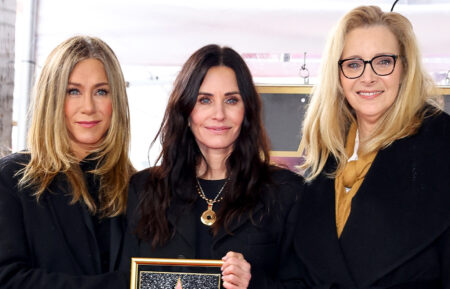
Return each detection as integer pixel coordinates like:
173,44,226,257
294,5,449,289
0,36,134,289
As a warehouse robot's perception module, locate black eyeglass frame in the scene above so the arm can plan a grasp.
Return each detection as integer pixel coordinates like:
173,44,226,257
338,54,399,79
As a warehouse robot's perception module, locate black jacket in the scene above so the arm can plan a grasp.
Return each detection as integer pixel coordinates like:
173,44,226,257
120,167,305,289
0,153,128,289
294,112,450,289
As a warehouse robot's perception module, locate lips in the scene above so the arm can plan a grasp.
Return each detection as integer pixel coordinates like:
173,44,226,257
77,121,101,128
205,126,231,133
357,90,383,99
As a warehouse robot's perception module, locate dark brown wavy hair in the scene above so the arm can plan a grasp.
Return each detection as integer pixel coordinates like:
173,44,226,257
136,44,272,247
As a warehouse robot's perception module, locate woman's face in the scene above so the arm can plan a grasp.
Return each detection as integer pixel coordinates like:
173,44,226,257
189,66,245,157
340,25,403,131
64,58,113,159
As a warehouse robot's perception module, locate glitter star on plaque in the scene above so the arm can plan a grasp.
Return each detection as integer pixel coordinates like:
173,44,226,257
175,277,183,289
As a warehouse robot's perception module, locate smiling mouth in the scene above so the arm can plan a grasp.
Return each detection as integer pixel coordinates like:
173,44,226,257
77,121,100,128
205,126,231,133
357,90,383,98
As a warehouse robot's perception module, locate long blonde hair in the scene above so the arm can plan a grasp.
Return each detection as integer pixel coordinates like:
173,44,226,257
19,36,135,217
300,6,440,181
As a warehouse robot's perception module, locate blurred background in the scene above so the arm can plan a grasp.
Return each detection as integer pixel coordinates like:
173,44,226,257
2,0,450,169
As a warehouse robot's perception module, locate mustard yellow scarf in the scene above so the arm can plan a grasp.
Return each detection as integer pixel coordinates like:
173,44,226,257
335,123,378,237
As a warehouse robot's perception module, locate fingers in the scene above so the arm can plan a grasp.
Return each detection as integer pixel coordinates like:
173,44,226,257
221,251,251,289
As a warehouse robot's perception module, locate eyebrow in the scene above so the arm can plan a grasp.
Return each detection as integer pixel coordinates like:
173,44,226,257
67,82,110,88
342,53,397,60
198,91,240,96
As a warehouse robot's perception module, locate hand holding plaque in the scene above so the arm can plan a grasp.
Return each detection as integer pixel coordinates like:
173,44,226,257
221,252,251,289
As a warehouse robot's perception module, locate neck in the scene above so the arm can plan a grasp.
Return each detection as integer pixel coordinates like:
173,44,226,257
356,119,377,143
70,141,95,161
73,149,90,161
196,150,228,180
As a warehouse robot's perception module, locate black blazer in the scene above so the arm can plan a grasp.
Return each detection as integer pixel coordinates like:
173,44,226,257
120,167,305,289
294,112,450,289
0,153,128,289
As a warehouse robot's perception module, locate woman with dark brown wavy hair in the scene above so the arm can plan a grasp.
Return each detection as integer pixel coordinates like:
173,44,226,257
120,44,304,289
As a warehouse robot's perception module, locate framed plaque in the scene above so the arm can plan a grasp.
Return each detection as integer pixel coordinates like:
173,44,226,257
256,85,312,171
130,257,224,289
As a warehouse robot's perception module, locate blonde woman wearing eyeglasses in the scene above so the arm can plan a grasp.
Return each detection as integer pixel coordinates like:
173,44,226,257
294,6,449,289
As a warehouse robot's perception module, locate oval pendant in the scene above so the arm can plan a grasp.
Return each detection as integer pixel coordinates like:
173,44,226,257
201,209,216,226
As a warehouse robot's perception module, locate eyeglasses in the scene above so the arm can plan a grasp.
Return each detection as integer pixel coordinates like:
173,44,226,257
338,54,399,79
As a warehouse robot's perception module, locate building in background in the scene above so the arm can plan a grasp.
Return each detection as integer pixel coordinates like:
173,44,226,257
0,0,16,157
10,0,450,169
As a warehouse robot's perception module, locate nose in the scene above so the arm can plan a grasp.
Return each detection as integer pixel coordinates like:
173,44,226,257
81,94,95,114
213,101,225,120
360,63,377,83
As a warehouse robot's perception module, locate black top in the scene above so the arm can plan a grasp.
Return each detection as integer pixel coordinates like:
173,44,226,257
194,178,226,259
80,158,111,273
294,111,450,288
0,152,127,289
121,167,306,289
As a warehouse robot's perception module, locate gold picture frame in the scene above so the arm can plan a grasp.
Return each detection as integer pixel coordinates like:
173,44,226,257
130,257,224,289
255,85,313,171
256,85,312,159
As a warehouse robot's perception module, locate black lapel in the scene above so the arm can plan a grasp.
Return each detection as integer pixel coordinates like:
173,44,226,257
167,198,197,256
78,199,102,273
295,161,357,287
45,175,100,274
109,215,125,271
339,131,450,287
211,202,265,250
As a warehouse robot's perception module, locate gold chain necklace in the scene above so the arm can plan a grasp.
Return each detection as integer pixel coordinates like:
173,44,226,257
196,178,228,226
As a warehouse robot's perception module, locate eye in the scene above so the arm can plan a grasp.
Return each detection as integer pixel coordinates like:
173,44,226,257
96,89,109,96
198,96,211,104
67,88,80,95
225,96,239,104
374,56,393,67
345,60,363,70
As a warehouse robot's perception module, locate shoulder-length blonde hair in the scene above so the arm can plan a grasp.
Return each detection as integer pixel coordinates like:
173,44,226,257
300,5,441,181
19,35,135,216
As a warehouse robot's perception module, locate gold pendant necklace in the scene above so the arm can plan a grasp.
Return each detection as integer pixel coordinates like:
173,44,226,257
201,202,216,226
196,178,228,226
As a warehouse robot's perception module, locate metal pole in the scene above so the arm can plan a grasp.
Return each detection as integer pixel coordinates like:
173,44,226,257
12,0,38,151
